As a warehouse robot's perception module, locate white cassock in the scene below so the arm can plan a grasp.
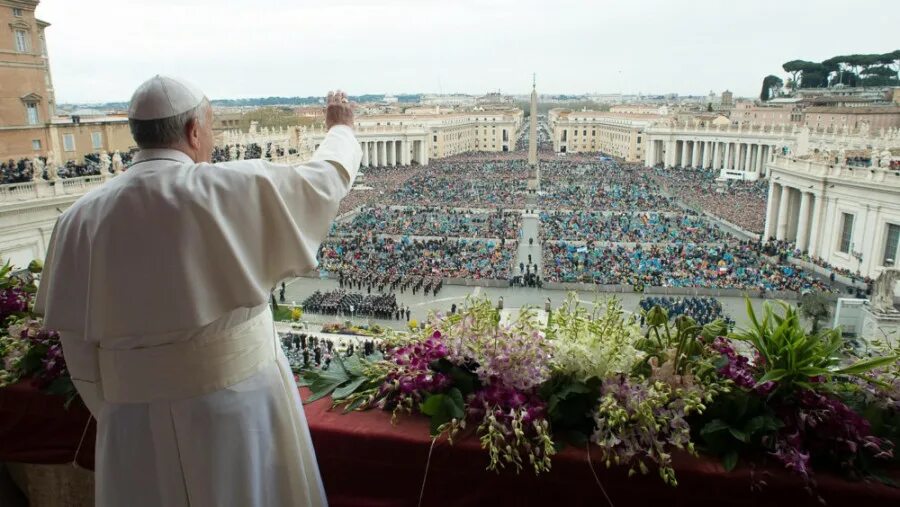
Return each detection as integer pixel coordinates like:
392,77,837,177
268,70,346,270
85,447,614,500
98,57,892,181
35,126,362,507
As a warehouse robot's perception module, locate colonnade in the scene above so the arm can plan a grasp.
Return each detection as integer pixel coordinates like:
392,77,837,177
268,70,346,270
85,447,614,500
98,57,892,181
646,139,779,176
358,139,427,168
764,181,823,255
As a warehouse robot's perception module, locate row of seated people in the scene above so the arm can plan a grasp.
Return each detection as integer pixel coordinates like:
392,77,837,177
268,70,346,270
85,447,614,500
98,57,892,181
639,296,734,327
338,268,443,297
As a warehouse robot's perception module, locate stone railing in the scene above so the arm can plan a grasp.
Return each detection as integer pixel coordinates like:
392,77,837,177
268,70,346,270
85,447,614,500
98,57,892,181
773,156,900,186
0,175,111,205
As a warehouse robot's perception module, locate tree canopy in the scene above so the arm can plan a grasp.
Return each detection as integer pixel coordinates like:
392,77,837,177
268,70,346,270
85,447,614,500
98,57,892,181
778,51,899,90
759,75,784,101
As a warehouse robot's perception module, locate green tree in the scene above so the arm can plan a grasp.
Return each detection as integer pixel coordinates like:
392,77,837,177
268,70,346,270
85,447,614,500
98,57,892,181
860,65,900,86
878,50,900,81
799,292,832,334
760,75,784,101
782,60,808,90
706,103,713,112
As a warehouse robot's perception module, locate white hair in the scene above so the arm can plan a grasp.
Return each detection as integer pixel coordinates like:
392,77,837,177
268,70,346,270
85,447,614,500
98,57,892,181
129,98,210,149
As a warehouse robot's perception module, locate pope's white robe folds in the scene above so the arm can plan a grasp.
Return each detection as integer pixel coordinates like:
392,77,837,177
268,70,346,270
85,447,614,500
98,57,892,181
34,125,362,506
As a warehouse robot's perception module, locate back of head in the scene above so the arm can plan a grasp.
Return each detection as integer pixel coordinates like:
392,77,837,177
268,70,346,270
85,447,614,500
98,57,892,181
127,75,210,150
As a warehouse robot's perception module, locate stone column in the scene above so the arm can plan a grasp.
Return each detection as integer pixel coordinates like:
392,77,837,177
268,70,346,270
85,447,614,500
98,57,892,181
755,145,763,174
712,142,719,169
796,192,812,251
387,141,395,166
764,181,780,239
776,185,791,240
743,144,751,173
369,142,377,167
807,194,823,257
679,141,687,167
692,141,701,167
361,142,369,166
723,143,731,170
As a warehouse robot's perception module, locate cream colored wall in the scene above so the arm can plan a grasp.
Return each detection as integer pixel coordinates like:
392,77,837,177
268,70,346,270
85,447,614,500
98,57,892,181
53,121,135,162
551,116,645,162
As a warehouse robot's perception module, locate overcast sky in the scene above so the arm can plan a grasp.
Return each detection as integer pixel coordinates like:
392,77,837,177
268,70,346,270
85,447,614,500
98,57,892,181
39,0,897,104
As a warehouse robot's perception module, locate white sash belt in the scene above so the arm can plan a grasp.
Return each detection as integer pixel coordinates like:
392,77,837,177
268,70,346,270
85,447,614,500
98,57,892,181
98,308,278,403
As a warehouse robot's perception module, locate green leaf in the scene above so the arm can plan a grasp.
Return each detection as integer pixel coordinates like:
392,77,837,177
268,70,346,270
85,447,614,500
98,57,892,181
420,394,446,416
756,369,789,385
722,450,739,472
45,376,76,398
700,419,730,436
833,355,900,375
332,377,367,400
341,355,366,376
303,366,351,403
420,388,465,436
728,427,749,443
744,415,781,435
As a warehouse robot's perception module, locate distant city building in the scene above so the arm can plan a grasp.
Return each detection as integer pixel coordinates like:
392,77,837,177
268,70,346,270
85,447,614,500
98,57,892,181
803,106,900,131
419,94,476,107
0,0,134,164
476,92,514,105
721,90,734,107
609,104,669,115
548,109,660,162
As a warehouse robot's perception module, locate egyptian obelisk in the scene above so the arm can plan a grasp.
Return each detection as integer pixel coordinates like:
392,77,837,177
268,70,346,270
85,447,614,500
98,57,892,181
528,75,538,167
528,75,539,188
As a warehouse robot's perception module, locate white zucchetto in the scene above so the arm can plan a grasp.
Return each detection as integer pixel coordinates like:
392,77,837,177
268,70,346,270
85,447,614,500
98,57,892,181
128,75,206,120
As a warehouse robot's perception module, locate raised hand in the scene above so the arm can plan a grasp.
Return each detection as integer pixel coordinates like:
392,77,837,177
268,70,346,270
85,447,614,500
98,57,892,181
325,90,355,131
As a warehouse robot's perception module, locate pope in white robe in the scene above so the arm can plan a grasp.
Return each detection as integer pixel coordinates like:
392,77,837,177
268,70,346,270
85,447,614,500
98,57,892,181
35,76,362,506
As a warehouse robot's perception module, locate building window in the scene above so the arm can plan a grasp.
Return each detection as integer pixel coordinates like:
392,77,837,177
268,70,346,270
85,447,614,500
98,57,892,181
32,139,41,150
25,103,39,125
884,224,900,267
63,134,75,152
91,132,103,150
14,30,28,52
13,7,23,17
839,213,854,254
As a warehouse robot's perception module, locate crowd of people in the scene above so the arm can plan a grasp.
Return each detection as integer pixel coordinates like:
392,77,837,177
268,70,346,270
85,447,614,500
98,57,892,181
387,160,527,208
639,296,733,327
647,166,768,234
280,332,382,371
300,289,408,321
1,158,41,184
338,268,443,298
761,239,874,288
318,236,515,282
543,240,833,292
338,164,421,214
540,210,730,244
539,160,678,212
1,151,137,184
334,206,521,239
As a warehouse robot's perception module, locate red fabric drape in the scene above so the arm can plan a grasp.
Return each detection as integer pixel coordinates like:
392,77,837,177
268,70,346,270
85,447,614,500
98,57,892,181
1,381,897,506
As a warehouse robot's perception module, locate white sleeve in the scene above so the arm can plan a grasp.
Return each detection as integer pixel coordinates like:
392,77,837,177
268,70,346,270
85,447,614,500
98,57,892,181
309,125,363,185
59,332,104,418
235,125,363,285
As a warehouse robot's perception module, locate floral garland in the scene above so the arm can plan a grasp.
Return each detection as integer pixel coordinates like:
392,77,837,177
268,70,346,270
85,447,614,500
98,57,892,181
302,294,900,496
0,260,76,404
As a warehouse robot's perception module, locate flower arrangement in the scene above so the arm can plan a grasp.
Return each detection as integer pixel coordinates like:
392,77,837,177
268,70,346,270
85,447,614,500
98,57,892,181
0,260,76,404
302,294,899,496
